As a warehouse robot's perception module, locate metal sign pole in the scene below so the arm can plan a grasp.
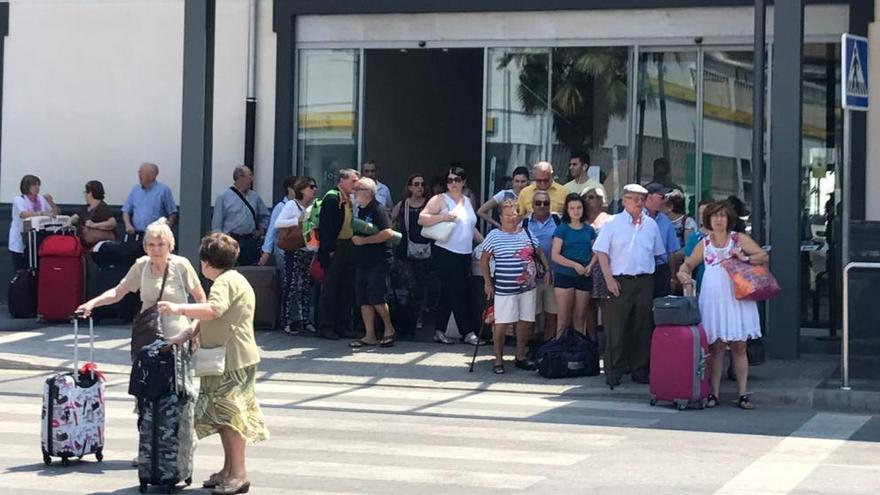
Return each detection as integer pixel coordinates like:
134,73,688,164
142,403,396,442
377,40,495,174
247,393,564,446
841,109,851,391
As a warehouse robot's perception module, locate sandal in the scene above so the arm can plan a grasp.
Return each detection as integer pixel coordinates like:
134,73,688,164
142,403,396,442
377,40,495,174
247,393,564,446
706,394,718,408
212,480,251,495
203,472,226,489
349,339,378,348
737,394,754,410
379,334,396,347
492,363,505,374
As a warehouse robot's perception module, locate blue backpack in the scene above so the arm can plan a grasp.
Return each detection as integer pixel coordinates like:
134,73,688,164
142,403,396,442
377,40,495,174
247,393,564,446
535,329,600,379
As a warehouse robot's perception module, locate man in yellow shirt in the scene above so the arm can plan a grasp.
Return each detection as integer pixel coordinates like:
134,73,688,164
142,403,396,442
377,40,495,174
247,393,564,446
564,151,607,200
517,161,567,215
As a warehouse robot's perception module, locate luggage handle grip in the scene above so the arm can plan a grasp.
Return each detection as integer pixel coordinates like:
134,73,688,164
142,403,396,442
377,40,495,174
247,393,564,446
70,312,96,380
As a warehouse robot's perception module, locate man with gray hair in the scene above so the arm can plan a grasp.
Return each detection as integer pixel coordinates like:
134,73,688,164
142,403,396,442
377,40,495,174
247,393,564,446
516,161,567,215
318,168,361,340
211,165,270,265
122,162,178,237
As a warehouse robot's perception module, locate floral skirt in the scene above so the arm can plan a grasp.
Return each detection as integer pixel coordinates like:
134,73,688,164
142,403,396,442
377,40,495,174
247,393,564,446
195,365,269,443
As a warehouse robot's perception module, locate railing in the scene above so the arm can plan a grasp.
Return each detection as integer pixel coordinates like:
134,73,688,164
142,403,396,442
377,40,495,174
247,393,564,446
841,262,880,390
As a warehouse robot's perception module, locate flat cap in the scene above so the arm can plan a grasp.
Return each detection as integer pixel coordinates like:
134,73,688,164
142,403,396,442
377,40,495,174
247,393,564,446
622,183,649,195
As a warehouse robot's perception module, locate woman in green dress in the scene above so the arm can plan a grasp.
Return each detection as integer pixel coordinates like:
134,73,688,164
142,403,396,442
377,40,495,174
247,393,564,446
160,232,268,495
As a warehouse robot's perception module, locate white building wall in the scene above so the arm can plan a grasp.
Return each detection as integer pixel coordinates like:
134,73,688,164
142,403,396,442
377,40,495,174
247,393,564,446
1,0,185,205
1,0,277,207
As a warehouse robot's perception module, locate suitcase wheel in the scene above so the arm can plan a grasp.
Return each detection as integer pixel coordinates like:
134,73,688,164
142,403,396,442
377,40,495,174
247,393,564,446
184,477,192,486
138,482,148,493
649,398,657,406
95,449,104,462
42,451,51,466
61,456,70,467
675,400,688,411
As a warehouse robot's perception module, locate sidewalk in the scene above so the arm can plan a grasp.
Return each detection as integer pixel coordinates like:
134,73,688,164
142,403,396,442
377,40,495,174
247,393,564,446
0,319,877,414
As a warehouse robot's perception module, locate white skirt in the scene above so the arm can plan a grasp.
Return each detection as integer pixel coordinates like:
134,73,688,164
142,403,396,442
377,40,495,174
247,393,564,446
698,263,762,344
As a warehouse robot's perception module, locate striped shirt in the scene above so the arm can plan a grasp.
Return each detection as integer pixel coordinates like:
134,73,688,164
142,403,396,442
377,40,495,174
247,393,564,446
480,228,538,295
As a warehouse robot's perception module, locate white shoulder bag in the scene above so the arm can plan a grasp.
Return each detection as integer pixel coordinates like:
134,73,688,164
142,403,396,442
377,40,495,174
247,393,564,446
421,194,456,242
194,342,226,377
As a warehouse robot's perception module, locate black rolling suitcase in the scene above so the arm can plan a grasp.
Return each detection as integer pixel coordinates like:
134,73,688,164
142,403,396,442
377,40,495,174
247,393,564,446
8,229,39,318
131,341,194,494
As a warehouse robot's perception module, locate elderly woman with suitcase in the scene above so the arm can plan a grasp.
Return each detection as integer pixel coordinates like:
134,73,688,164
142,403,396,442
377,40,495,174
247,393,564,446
677,201,768,410
160,232,269,495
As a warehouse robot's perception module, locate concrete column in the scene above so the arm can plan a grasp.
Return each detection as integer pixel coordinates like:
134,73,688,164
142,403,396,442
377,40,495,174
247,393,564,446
179,0,216,265
767,0,804,360
867,0,880,221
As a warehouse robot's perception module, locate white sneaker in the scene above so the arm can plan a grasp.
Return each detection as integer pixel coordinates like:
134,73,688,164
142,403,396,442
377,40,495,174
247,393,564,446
462,332,484,346
433,331,454,345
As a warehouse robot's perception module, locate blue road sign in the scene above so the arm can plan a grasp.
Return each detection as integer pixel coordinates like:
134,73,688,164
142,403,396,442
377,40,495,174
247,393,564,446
842,34,869,111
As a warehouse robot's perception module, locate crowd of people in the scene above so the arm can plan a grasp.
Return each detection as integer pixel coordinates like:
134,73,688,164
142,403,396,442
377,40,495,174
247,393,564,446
9,154,769,413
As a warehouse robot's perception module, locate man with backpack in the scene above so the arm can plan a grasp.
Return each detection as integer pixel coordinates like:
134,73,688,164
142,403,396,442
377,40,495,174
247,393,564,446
317,169,360,340
523,190,560,343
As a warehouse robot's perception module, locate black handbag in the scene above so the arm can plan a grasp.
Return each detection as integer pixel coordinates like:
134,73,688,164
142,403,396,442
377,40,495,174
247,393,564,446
652,295,702,326
129,263,169,361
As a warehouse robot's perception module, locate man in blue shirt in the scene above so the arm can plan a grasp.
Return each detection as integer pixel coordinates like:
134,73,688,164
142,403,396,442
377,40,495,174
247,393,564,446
121,162,178,235
644,182,681,297
211,166,270,266
523,190,560,343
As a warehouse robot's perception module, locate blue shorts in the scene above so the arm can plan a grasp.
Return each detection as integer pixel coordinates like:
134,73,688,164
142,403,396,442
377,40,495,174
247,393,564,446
553,271,593,292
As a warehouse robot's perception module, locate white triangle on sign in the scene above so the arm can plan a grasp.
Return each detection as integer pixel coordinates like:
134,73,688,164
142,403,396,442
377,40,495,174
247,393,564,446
848,43,868,97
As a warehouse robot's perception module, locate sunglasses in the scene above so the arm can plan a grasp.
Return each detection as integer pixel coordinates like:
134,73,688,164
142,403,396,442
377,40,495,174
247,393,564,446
533,200,550,206
585,195,597,200
534,178,551,183
308,184,317,189
446,177,463,184
411,181,424,186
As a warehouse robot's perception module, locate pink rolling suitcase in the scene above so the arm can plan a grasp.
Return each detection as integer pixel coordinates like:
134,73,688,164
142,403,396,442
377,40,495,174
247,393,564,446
648,324,709,410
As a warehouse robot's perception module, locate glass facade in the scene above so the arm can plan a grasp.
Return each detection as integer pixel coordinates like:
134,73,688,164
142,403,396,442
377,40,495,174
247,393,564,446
296,49,360,194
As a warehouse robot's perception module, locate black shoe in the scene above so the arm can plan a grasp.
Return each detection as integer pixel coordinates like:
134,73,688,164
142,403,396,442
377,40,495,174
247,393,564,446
606,377,621,387
514,359,536,371
321,331,340,341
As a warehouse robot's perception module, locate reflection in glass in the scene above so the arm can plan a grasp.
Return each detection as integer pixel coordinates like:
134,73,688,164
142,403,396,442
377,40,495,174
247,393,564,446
296,49,360,194
485,48,550,197
701,51,755,207
635,51,698,208
550,47,630,203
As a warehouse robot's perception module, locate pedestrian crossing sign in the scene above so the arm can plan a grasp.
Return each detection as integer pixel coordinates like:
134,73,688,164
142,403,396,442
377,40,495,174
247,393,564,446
842,34,869,111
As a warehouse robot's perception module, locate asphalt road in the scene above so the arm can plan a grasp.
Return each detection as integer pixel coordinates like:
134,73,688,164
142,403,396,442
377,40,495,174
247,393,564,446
1,368,878,495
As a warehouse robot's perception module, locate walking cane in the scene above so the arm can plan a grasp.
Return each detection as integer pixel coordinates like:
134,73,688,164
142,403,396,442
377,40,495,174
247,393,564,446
469,305,494,372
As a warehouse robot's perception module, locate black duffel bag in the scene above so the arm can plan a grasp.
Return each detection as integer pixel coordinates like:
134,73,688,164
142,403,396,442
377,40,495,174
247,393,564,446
128,340,177,401
535,329,600,379
652,295,702,326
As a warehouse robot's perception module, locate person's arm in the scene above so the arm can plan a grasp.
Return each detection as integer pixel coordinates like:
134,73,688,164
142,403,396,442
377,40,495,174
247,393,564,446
677,241,705,286
473,227,484,244
159,302,219,321
477,198,501,229
210,194,224,232
597,252,619,297
121,191,136,233
551,236,586,275
352,228,393,246
256,195,271,231
76,282,133,317
43,194,60,216
480,248,494,301
163,188,178,227
734,233,769,265
391,201,402,228
418,195,454,226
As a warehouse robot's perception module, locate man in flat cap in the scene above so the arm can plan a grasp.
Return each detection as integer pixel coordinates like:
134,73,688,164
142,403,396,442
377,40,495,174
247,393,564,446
593,184,666,386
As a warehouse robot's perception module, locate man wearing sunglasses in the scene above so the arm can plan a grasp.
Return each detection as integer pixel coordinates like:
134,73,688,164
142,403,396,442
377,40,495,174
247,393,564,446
517,161,567,215
522,190,561,343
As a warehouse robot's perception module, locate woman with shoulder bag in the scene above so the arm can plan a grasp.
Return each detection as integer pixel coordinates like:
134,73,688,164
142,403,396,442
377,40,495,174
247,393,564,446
160,232,268,495
392,174,432,329
77,217,206,466
419,166,484,345
71,180,117,248
677,201,769,410
274,176,318,335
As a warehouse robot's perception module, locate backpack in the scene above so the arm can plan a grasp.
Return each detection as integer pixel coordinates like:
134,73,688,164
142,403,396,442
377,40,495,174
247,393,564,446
302,189,340,249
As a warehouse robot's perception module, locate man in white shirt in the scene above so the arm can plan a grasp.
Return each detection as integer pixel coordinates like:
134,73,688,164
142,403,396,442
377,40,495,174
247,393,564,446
593,184,666,386
362,161,393,209
564,151,606,199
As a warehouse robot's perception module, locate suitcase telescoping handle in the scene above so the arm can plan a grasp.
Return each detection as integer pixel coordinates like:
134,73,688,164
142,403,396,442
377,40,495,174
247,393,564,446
683,283,696,298
71,312,96,379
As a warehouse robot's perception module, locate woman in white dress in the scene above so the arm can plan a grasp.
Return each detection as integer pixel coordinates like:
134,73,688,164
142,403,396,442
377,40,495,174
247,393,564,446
677,201,768,410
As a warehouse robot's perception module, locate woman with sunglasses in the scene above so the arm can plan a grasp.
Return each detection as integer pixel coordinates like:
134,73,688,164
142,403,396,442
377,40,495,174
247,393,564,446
274,176,319,335
391,174,433,330
583,187,612,339
419,166,484,345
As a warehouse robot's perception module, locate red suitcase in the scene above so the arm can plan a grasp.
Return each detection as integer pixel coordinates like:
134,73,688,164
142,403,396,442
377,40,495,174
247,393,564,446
38,235,85,322
648,324,710,410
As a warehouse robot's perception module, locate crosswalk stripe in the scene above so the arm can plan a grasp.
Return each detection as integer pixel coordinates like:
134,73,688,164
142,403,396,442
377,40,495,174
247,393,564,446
0,448,545,490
